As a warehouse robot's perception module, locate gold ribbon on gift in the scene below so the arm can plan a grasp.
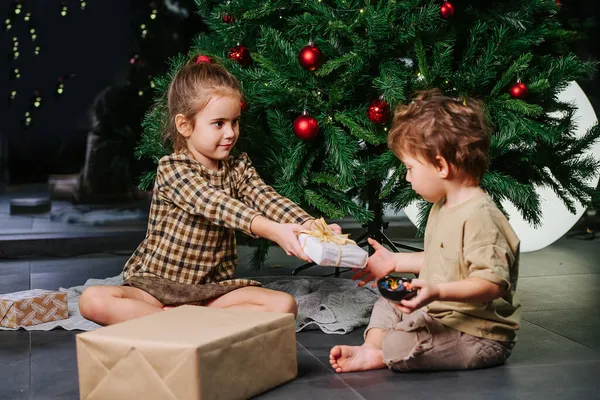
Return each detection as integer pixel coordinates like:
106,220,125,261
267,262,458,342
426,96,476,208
298,218,355,266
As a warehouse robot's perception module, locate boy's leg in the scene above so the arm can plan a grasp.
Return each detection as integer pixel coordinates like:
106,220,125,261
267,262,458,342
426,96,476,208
79,285,164,326
203,286,298,316
329,297,402,373
383,311,512,371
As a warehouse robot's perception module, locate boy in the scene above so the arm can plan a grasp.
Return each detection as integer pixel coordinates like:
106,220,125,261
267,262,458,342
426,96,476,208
330,89,521,372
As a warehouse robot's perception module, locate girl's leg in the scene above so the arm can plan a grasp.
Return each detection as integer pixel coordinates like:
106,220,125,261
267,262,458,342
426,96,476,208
79,285,164,326
204,286,298,316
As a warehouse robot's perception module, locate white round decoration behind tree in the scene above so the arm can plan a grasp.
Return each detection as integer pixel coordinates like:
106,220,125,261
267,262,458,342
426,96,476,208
403,81,600,253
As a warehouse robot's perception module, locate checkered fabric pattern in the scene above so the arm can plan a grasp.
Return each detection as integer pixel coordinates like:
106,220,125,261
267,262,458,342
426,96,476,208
123,150,313,286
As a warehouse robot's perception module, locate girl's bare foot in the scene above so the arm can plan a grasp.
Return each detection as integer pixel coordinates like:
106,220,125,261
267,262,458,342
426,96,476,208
329,344,386,373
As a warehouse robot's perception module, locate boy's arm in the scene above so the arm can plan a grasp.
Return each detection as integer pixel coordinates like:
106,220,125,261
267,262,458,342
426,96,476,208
398,277,505,314
394,251,425,275
236,154,313,226
437,277,504,302
396,276,503,314
398,236,513,314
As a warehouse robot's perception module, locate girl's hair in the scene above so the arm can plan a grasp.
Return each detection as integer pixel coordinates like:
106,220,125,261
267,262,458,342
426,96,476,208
165,55,242,152
388,89,490,185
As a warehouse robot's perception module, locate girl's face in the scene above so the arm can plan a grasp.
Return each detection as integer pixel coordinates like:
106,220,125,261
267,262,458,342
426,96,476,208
176,95,241,170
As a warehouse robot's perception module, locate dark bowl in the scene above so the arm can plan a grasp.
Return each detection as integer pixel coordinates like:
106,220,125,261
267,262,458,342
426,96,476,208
377,275,416,303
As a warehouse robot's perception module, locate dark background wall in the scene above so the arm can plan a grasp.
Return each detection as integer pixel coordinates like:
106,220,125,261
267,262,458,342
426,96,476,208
0,0,599,186
1,0,132,185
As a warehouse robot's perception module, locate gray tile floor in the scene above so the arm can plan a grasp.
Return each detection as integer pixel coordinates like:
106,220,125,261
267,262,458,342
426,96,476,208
1,235,600,399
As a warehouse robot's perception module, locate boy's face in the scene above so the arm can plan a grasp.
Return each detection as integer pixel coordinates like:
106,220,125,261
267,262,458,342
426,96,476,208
401,153,447,204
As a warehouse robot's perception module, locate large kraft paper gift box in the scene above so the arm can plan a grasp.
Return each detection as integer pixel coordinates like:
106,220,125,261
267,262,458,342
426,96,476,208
76,305,298,400
0,289,68,328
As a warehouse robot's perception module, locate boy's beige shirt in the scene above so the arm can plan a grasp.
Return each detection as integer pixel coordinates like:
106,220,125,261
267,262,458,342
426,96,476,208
419,194,521,343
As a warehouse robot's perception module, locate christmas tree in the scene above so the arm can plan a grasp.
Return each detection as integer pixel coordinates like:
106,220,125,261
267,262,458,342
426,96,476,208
137,0,600,266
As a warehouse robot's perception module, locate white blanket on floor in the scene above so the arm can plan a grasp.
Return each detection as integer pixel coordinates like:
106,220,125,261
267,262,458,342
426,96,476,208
0,275,379,334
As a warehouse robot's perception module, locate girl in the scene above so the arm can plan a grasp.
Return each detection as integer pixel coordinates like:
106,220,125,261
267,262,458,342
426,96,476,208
79,55,340,326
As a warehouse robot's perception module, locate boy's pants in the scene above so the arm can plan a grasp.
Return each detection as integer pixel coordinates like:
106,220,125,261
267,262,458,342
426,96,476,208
366,297,514,371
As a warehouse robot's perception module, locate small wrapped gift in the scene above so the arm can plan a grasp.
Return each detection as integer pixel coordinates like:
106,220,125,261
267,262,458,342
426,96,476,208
0,289,68,328
298,218,368,269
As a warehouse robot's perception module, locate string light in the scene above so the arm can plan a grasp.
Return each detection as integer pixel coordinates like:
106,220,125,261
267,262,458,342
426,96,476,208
24,12,31,22
34,45,40,55
150,9,158,20
11,33,19,59
13,68,20,79
80,1,87,10
61,4,68,17
55,75,74,98
14,3,23,15
9,91,17,102
4,17,12,31
140,23,148,39
24,111,32,127
30,28,37,41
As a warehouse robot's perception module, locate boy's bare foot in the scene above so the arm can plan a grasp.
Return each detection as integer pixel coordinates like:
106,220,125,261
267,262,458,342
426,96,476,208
329,344,386,373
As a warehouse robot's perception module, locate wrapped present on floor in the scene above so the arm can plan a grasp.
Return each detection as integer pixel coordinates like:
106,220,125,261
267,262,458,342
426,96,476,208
0,289,68,328
298,218,368,269
76,305,297,400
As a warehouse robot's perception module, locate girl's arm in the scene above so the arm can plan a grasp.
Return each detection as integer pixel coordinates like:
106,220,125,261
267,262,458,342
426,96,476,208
158,157,262,237
236,154,313,226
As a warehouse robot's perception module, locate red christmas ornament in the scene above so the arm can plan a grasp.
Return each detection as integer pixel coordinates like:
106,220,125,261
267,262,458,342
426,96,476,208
509,82,528,99
228,44,251,67
366,98,391,124
240,99,247,111
440,1,454,18
298,43,323,71
222,14,236,24
293,112,319,141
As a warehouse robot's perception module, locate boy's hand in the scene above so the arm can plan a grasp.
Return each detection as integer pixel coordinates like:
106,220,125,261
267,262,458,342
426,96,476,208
396,279,440,314
272,223,312,262
352,238,396,287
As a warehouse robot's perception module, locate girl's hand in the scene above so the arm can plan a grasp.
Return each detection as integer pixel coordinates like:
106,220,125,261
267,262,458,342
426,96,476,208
396,279,440,314
273,223,312,262
302,219,343,235
327,223,342,234
352,238,396,287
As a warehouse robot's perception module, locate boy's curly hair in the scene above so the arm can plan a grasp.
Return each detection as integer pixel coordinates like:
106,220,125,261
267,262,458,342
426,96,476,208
388,89,490,185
